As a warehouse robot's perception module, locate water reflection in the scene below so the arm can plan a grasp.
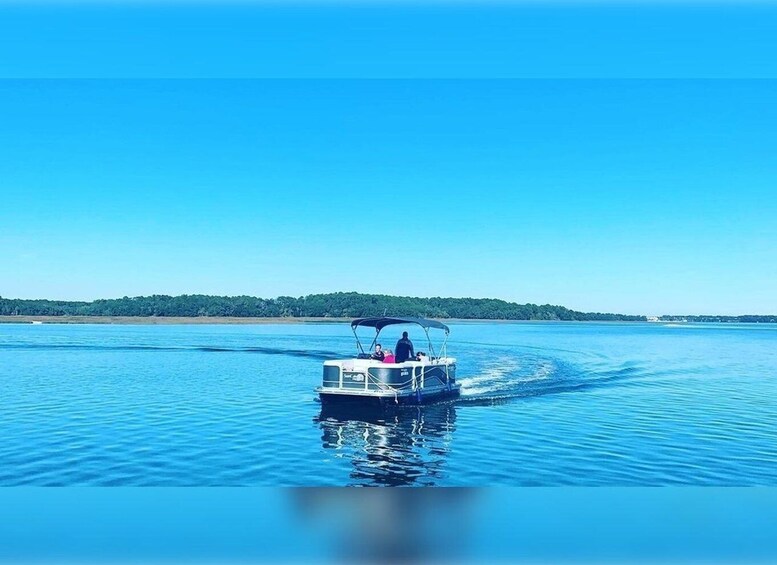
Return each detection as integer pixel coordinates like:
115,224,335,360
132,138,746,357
317,402,457,486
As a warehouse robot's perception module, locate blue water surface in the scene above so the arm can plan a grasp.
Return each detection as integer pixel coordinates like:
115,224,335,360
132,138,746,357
1,321,775,485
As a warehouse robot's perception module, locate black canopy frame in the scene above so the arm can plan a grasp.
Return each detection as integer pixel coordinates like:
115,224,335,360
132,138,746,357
350,317,450,359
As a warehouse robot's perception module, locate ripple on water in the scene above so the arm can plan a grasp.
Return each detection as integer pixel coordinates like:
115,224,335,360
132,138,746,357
1,322,776,485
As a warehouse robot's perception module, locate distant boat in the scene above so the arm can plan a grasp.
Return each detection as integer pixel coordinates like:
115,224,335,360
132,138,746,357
31,321,43,325
317,316,460,407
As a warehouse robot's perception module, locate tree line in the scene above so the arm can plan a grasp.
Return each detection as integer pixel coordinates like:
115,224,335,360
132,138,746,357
658,315,777,323
0,292,648,321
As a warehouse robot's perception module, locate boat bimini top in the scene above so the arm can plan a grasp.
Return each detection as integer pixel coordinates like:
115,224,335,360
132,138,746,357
350,316,450,359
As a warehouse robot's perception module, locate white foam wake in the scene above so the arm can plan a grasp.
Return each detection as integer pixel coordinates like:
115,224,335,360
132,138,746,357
459,357,555,398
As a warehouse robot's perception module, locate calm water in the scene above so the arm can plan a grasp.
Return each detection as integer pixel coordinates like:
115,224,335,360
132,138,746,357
1,322,775,486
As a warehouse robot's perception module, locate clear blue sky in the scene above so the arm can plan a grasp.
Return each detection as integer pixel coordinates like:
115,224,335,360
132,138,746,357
1,4,776,315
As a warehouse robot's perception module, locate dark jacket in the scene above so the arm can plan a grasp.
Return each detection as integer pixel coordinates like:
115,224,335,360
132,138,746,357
395,338,415,363
371,351,385,361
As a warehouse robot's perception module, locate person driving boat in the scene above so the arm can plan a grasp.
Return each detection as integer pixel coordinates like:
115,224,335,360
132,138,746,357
395,332,415,363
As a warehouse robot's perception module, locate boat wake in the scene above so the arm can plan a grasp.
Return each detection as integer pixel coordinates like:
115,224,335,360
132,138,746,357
3,340,648,402
456,352,646,405
457,355,557,403
0,342,341,361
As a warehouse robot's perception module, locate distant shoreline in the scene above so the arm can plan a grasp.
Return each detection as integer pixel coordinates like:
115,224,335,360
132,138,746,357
0,315,652,325
0,316,344,325
0,293,647,322
0,316,591,325
1,315,774,326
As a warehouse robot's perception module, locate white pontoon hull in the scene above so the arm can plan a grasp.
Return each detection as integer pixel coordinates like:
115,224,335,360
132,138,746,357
317,358,459,406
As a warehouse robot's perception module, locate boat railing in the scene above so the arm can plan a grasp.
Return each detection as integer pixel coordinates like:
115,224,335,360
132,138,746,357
334,361,451,395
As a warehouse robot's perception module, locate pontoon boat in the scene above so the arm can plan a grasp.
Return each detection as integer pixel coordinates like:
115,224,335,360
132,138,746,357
317,317,460,406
